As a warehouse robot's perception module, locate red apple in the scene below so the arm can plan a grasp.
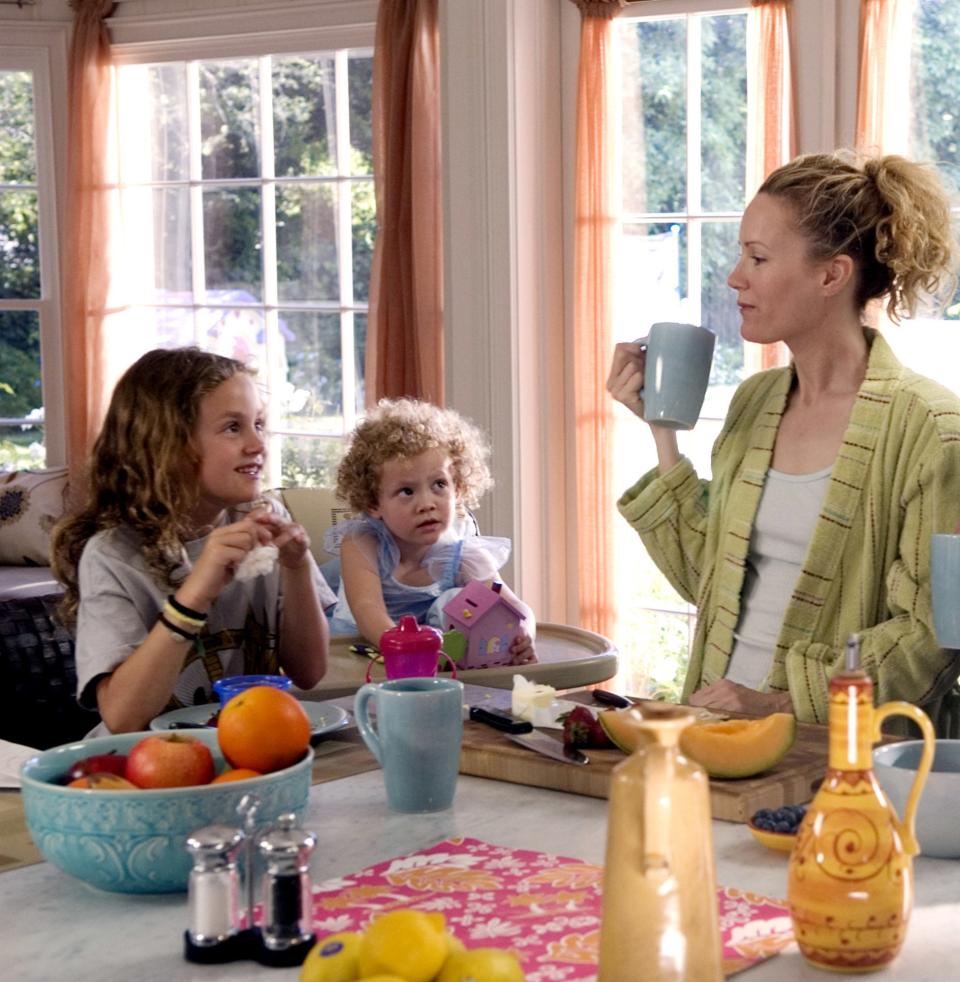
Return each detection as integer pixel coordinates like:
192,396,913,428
125,734,215,789
65,751,129,784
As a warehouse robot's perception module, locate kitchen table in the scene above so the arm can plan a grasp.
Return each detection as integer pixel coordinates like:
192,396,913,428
2,770,957,982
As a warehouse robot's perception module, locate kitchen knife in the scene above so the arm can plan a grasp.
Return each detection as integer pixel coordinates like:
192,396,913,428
469,706,534,733
506,730,589,765
470,706,589,765
592,689,634,709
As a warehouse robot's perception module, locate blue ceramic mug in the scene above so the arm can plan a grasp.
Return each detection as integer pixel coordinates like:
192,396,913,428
931,533,960,648
354,677,464,813
637,321,716,430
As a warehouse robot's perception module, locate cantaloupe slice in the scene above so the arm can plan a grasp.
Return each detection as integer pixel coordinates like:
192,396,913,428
598,709,797,780
680,713,797,778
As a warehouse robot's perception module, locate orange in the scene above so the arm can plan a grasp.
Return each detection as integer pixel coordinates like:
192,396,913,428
217,685,311,773
211,767,263,784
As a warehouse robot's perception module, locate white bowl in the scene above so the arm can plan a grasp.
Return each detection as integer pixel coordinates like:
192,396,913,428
873,739,960,859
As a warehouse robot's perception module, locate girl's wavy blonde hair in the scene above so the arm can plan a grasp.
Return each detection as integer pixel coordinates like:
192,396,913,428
52,347,254,627
335,398,493,515
760,151,957,322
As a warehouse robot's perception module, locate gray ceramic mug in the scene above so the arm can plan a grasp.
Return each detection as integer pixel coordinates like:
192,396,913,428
931,533,960,648
354,677,464,813
636,321,716,429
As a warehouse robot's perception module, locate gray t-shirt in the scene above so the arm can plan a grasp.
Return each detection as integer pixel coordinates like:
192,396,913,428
75,507,335,717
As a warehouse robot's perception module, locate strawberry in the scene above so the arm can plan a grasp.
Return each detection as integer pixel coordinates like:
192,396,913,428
561,705,614,749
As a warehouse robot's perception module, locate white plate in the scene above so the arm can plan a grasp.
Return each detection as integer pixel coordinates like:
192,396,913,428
150,700,351,741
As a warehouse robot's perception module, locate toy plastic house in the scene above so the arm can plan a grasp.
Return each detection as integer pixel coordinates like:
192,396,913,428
441,580,525,668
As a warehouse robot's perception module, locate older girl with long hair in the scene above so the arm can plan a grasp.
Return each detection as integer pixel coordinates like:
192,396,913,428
53,347,332,733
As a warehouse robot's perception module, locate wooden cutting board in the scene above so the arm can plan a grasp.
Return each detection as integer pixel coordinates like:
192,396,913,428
458,718,831,823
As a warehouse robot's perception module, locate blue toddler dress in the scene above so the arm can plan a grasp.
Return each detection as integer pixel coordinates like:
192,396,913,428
323,515,511,637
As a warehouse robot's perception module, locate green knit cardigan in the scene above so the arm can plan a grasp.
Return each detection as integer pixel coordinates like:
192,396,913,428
618,332,960,734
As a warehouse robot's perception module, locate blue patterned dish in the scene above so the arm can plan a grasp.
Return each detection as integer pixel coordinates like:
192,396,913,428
212,674,293,704
20,729,312,894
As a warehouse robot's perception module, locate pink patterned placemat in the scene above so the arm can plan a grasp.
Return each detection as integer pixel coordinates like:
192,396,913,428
305,837,795,980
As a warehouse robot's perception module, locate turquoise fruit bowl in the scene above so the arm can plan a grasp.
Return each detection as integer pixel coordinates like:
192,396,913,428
20,728,312,894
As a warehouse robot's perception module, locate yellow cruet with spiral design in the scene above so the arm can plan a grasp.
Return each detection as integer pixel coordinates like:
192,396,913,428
787,634,935,973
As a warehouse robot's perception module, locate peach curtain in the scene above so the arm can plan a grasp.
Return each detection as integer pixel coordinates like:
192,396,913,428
62,0,115,475
367,0,444,405
747,0,797,193
856,0,915,154
748,0,797,371
571,0,621,639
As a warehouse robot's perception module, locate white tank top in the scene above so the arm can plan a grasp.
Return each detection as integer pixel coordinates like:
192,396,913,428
725,466,833,689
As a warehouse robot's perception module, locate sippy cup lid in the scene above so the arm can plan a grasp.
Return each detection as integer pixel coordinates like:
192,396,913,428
379,615,443,655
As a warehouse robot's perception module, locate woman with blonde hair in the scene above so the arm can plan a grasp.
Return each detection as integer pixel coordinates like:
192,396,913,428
608,152,960,733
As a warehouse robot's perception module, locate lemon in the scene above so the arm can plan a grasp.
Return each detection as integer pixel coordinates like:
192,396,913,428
300,931,363,982
358,909,448,982
436,948,525,982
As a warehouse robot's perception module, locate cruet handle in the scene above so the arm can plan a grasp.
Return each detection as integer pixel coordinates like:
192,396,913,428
872,701,936,856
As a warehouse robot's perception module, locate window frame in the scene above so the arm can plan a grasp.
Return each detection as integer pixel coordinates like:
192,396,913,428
0,30,68,467
618,3,749,371
611,1,751,692
108,5,377,488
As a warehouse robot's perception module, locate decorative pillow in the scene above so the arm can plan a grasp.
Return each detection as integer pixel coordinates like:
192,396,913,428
0,468,70,566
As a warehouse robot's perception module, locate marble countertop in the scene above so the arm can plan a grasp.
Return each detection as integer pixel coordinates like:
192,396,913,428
3,770,957,981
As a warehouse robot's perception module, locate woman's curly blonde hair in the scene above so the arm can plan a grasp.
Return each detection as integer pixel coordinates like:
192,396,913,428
335,398,493,515
759,151,958,322
52,348,254,627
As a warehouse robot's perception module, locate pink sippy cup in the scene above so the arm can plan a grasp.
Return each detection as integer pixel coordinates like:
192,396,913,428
366,616,457,682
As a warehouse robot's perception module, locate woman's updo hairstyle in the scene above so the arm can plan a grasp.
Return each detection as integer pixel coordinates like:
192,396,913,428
759,151,957,322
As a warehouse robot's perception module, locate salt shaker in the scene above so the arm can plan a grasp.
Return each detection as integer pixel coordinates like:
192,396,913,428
256,813,317,966
183,824,245,964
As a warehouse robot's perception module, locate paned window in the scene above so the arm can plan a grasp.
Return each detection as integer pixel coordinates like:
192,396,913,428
112,48,374,487
882,0,960,390
0,55,58,469
612,6,748,697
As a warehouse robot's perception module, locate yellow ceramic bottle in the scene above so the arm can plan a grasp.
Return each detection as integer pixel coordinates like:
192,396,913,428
598,703,723,982
787,635,935,972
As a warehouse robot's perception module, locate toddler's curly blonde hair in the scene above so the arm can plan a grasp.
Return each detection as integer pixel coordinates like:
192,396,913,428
336,399,493,515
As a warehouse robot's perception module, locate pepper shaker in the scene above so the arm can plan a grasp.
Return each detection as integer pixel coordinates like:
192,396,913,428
256,812,317,966
183,824,246,964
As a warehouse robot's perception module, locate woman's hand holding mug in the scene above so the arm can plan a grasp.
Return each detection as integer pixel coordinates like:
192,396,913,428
606,341,647,419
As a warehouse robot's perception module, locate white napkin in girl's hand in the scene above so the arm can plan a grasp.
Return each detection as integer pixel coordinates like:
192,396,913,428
234,544,278,582
0,739,39,789
510,674,579,729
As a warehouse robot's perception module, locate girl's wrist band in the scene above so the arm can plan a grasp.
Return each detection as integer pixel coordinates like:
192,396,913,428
167,594,208,625
162,602,206,634
158,612,197,643
165,597,207,630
